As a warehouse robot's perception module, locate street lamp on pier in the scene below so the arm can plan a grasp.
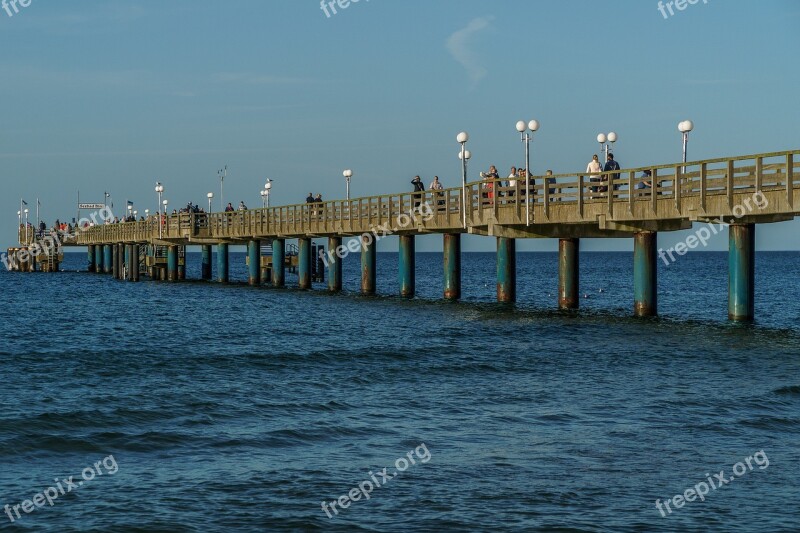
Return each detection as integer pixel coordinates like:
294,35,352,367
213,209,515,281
457,131,470,228
218,165,227,211
343,169,353,200
155,182,164,215
207,192,214,213
264,179,272,208
597,131,617,161
23,208,29,242
516,119,540,226
678,120,694,163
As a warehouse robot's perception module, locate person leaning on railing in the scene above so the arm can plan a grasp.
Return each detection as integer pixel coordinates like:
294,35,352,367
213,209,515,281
587,154,602,198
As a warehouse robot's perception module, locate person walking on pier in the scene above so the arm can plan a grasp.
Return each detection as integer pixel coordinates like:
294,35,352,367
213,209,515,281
411,176,425,209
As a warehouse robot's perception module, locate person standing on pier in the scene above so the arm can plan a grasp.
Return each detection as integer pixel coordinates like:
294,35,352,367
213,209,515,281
604,153,621,193
587,154,602,197
429,176,444,207
225,203,235,212
411,176,425,209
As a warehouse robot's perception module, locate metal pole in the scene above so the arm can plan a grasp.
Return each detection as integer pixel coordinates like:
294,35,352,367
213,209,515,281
682,132,688,164
461,144,467,228
346,178,350,201
525,133,531,226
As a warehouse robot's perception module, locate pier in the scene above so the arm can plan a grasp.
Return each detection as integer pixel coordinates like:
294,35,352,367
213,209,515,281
10,149,799,322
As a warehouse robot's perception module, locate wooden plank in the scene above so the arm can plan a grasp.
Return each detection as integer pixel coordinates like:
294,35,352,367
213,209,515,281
755,156,763,194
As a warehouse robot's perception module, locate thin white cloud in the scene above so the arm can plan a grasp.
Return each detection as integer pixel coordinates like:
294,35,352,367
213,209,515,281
446,17,493,85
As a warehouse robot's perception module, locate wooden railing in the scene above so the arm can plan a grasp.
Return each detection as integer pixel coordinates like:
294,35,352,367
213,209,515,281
73,150,800,245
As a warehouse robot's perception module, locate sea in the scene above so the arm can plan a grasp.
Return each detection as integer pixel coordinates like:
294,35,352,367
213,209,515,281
1,250,798,532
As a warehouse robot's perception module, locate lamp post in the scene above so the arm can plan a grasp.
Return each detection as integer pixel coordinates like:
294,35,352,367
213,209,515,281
161,199,168,238
218,165,227,211
155,182,164,214
264,179,272,208
207,192,214,213
17,210,21,244
145,209,149,220
678,120,694,163
343,170,353,200
23,208,29,242
597,131,617,162
457,131,470,229
133,210,138,221
127,204,133,221
516,119,540,226
260,189,268,208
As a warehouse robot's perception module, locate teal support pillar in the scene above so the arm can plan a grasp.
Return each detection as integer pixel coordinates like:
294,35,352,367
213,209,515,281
112,244,119,279
167,245,179,282
328,236,342,292
634,231,658,317
217,243,229,283
87,245,96,273
361,235,376,295
130,244,140,282
119,244,126,280
729,223,755,321
559,238,580,309
398,235,415,298
443,233,461,300
103,245,113,274
497,237,516,303
178,247,186,280
123,244,130,280
95,245,104,274
298,238,312,289
201,245,213,280
248,240,261,286
272,239,285,287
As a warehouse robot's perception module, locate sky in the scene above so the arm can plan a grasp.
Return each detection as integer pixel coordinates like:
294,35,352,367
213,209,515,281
2,0,799,252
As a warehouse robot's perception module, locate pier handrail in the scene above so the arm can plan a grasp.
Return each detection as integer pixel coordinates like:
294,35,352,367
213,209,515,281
71,149,800,245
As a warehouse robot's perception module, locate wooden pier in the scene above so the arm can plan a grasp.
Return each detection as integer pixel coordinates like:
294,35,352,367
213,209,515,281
10,149,800,321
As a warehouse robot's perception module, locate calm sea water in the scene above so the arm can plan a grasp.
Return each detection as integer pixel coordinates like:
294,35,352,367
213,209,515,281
1,251,799,532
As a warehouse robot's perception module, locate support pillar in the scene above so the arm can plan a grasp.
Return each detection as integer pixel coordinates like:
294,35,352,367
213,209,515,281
248,240,261,286
112,244,120,279
361,234,376,295
328,236,342,292
558,238,580,309
87,245,96,273
729,223,755,321
178,247,186,280
95,245,104,274
104,245,113,274
298,238,312,289
130,244,139,282
217,243,229,283
201,245,213,280
634,231,658,317
497,237,516,303
167,245,179,282
398,235,415,298
272,239,285,287
443,233,461,300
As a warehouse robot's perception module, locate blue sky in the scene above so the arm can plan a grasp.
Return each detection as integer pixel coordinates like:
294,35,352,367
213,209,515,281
2,0,799,251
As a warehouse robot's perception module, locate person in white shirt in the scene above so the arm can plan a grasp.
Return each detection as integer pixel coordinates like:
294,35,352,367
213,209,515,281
587,154,602,197
507,166,518,198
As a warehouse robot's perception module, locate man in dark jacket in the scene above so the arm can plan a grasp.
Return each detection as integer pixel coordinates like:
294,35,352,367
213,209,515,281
603,153,621,193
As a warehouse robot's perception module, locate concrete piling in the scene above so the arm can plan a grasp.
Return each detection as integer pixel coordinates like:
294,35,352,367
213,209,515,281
496,237,516,303
443,233,461,300
633,231,658,317
399,235,415,298
729,223,755,321
558,238,579,310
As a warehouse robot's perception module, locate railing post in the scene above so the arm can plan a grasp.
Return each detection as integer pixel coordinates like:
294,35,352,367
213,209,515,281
727,159,735,210
675,165,682,213
700,163,707,212
577,175,584,218
755,156,763,195
788,154,794,208
651,169,658,213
